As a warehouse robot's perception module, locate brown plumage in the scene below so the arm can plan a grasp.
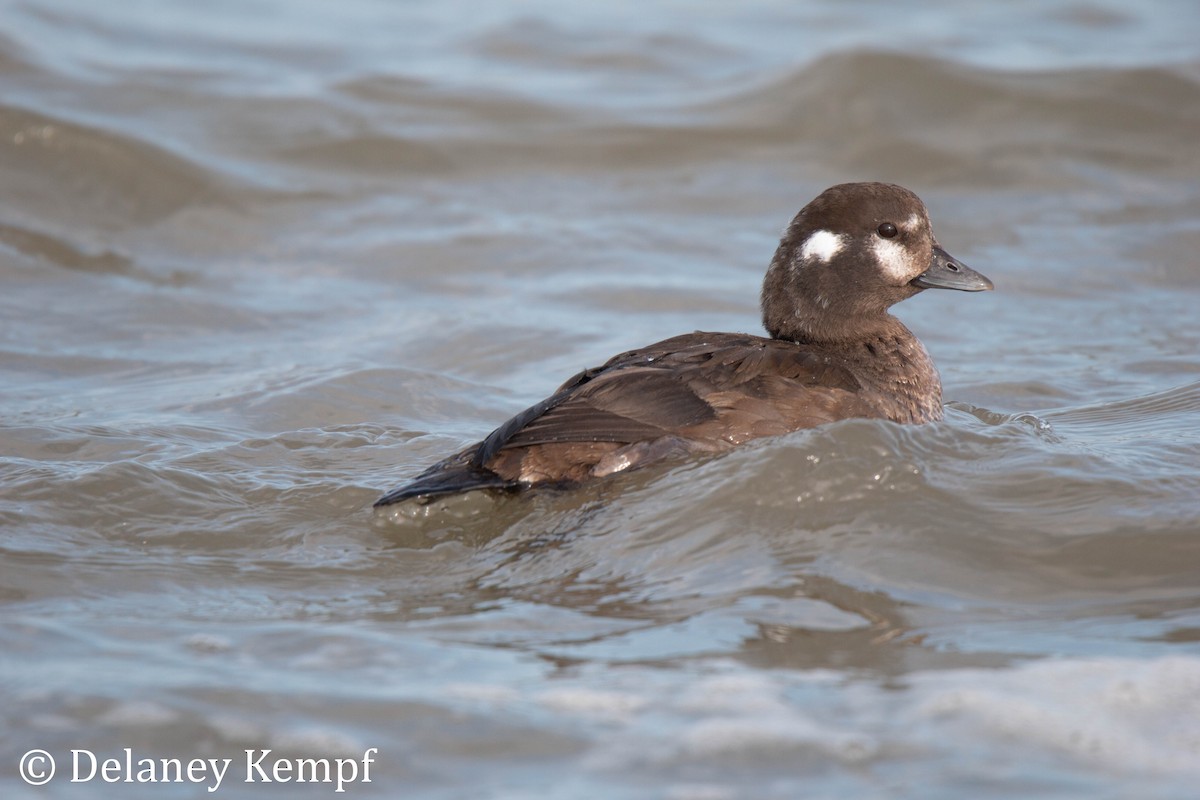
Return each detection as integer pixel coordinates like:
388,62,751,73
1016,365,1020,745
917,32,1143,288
376,182,992,507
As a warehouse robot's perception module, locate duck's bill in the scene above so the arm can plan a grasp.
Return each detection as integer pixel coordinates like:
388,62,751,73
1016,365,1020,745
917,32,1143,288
911,246,994,292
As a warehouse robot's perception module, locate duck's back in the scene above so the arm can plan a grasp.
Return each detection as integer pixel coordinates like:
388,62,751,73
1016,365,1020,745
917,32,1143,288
375,331,882,505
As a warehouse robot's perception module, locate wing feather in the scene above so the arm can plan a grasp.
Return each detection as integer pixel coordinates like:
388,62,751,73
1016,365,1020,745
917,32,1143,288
477,333,872,470
378,333,884,502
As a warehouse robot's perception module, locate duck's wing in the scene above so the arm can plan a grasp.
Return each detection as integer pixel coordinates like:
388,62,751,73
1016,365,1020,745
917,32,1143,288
477,332,875,472
375,333,875,506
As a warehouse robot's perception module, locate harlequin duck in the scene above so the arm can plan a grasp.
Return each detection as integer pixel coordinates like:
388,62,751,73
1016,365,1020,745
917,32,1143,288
376,182,992,507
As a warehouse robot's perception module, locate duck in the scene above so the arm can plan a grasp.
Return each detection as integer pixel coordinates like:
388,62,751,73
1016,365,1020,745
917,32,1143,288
375,182,992,507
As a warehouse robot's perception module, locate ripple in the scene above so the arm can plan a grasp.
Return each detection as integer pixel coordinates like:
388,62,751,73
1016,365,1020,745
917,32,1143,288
0,104,231,232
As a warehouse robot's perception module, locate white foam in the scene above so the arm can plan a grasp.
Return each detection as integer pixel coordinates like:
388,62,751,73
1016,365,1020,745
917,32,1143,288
907,655,1200,775
574,655,1200,783
537,687,647,720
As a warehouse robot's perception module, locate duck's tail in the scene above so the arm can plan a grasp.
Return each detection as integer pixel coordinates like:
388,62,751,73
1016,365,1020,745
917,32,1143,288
373,448,520,507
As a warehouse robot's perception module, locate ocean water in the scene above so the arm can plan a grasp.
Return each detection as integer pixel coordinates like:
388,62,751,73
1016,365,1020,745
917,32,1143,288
2,0,1200,797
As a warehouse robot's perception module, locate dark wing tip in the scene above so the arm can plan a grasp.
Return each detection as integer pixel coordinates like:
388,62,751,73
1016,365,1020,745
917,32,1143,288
374,468,520,507
374,445,522,507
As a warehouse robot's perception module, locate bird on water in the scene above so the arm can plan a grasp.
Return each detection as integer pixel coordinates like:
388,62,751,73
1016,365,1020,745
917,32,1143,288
376,182,993,508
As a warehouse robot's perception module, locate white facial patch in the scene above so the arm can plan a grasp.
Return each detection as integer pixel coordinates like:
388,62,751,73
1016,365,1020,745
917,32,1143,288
799,229,846,264
871,236,915,281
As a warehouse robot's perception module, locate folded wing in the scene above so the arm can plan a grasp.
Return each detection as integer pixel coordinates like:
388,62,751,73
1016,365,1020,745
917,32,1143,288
375,332,876,505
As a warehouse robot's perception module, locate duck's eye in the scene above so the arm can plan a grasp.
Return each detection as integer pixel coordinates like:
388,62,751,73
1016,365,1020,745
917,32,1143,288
877,222,898,239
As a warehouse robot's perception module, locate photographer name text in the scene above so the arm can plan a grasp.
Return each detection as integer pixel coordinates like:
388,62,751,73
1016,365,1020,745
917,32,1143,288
20,747,377,792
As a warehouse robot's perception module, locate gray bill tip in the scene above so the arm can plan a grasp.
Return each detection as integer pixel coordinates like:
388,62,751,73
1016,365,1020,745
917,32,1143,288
912,246,994,292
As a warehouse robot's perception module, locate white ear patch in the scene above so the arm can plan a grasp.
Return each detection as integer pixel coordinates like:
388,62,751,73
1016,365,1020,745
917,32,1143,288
871,237,914,281
799,230,846,263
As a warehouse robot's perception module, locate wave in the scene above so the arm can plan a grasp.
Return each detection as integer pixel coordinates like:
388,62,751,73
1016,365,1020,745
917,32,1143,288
293,50,1200,186
0,104,232,233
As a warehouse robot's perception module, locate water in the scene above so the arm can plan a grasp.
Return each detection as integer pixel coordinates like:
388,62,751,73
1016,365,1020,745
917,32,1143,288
3,0,1200,797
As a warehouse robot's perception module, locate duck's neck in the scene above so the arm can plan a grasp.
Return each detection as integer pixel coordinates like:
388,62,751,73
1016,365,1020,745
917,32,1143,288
788,315,945,424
